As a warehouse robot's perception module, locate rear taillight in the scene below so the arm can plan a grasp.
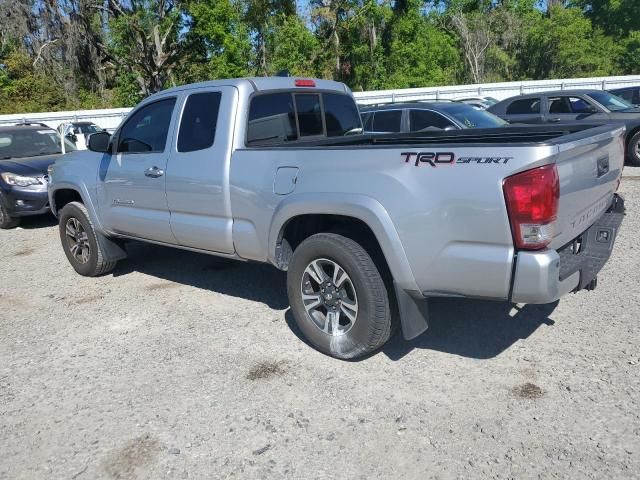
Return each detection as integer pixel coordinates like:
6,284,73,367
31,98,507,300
503,164,559,250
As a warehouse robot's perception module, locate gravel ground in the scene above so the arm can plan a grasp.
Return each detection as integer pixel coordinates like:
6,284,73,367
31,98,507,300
1,170,639,480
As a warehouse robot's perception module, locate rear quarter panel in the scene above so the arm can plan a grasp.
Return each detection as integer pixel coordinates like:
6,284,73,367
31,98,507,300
229,143,558,300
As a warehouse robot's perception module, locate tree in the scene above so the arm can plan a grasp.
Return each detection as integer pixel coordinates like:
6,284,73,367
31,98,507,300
183,0,252,81
523,6,619,79
268,14,320,77
106,0,186,101
385,7,460,87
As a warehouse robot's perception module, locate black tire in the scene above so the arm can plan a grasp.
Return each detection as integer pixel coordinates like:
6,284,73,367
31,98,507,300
287,233,392,360
58,201,117,276
627,130,640,167
0,194,20,229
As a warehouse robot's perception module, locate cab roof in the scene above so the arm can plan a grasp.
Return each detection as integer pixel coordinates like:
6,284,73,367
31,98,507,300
151,76,350,98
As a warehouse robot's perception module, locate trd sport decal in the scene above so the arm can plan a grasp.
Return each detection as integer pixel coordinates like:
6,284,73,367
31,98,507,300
402,152,512,167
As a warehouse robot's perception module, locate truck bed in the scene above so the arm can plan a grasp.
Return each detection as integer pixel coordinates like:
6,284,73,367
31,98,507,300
255,123,617,148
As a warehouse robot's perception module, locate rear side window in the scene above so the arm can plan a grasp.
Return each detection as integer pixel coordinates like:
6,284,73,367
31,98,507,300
568,97,593,114
247,93,298,145
361,112,373,130
178,92,222,152
118,98,176,153
409,109,455,131
612,88,634,103
506,98,541,115
247,91,363,145
372,110,402,132
295,94,323,137
323,93,362,136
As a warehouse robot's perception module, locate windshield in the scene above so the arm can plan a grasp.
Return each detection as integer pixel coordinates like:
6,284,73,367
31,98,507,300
438,103,508,128
588,91,635,112
78,124,103,134
0,129,76,159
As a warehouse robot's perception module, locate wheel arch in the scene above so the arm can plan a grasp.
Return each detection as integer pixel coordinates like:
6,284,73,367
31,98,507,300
268,193,419,293
49,182,105,233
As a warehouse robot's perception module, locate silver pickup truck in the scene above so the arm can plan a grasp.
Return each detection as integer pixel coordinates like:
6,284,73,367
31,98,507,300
48,77,626,360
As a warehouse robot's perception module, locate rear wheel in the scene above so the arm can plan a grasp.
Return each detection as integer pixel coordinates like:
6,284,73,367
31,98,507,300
0,195,20,229
627,130,640,167
287,233,392,360
58,201,117,276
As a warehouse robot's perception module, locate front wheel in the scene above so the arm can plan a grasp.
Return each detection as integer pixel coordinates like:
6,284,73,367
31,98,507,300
627,130,640,167
58,201,117,276
0,194,20,229
287,233,392,360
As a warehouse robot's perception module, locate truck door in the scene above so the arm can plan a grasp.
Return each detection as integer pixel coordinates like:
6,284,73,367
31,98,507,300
97,96,178,243
165,86,236,253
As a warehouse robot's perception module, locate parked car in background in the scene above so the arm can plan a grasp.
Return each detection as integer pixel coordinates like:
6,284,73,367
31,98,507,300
0,124,75,228
360,102,508,133
488,90,640,166
456,96,499,109
608,86,640,106
57,122,104,150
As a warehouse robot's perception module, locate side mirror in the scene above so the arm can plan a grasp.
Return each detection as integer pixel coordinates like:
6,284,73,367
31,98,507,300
87,131,112,153
443,125,457,131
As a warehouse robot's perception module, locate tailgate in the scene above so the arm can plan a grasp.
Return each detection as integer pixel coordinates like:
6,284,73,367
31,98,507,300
550,124,625,249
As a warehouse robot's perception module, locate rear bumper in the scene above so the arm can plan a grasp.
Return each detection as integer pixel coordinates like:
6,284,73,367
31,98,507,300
0,185,51,217
510,194,625,304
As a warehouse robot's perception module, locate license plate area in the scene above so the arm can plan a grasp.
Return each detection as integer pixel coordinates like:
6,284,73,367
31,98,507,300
557,194,625,288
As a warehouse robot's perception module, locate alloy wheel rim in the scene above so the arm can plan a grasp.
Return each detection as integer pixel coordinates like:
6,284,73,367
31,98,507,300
300,258,358,336
65,217,91,264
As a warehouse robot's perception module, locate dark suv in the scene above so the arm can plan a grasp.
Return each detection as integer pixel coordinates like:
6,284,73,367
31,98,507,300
0,124,75,228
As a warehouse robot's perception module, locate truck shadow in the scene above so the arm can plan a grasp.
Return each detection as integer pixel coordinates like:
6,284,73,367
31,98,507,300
15,213,57,229
381,298,557,361
112,242,289,310
285,298,557,361
114,242,557,360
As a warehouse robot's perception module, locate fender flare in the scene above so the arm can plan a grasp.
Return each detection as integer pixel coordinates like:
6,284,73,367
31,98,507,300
268,192,419,293
49,180,106,234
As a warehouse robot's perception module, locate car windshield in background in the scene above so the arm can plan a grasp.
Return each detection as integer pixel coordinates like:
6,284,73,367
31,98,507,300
438,103,508,128
79,124,103,134
588,91,635,112
0,129,75,159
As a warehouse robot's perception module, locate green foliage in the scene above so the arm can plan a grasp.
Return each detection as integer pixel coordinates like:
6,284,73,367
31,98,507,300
385,10,460,88
268,15,320,77
184,0,253,81
524,6,619,79
619,31,640,75
0,0,638,114
0,51,66,113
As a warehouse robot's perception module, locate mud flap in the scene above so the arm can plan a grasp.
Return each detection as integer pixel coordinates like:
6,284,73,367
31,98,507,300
96,232,127,262
394,283,429,340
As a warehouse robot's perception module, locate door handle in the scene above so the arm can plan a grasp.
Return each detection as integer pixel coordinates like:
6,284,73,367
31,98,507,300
144,166,164,178
548,117,561,122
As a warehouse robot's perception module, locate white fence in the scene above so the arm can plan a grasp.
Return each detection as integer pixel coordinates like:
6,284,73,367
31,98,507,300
353,74,640,105
0,107,131,132
1,74,639,130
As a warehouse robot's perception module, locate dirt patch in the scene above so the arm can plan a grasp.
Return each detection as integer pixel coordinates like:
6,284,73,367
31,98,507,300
246,360,288,380
69,294,104,305
103,434,161,479
512,382,544,399
13,247,35,257
145,282,179,291
0,294,27,309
